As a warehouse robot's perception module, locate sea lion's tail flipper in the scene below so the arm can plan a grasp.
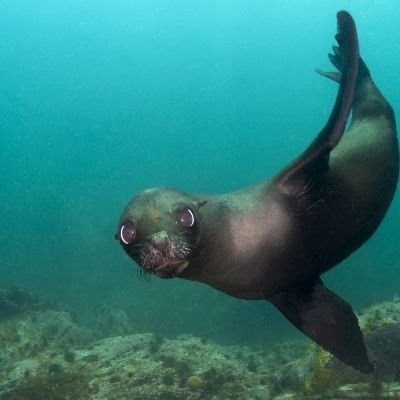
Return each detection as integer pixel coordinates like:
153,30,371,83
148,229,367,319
276,11,359,196
270,279,374,373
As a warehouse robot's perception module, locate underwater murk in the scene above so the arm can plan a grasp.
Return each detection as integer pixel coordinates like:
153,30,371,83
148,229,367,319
1,1,400,399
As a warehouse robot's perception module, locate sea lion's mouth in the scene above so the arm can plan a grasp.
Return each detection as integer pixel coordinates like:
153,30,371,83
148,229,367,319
137,235,192,278
152,260,189,278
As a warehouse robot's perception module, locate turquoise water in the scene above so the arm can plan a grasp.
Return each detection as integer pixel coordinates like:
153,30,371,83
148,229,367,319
0,0,399,345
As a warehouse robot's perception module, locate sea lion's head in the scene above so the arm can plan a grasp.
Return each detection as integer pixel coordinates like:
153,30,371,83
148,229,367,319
116,187,206,278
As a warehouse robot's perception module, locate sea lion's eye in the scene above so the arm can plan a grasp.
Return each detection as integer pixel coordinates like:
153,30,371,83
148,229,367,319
177,208,195,227
120,223,136,245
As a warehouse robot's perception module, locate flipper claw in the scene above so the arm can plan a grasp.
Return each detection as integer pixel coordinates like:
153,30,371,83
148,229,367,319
315,68,341,83
332,45,340,56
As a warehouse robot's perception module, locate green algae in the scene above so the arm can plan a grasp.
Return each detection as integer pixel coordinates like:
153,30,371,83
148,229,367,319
303,345,340,395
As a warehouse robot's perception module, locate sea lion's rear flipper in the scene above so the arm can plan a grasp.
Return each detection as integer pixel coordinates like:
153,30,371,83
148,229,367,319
270,279,374,373
276,11,359,195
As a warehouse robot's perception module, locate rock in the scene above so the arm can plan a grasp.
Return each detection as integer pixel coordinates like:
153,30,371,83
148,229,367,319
95,304,134,338
0,288,40,318
2,288,400,399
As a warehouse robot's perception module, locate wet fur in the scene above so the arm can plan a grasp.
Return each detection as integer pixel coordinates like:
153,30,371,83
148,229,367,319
117,12,398,373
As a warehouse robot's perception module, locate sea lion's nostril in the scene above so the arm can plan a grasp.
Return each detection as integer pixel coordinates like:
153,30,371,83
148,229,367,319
153,239,168,254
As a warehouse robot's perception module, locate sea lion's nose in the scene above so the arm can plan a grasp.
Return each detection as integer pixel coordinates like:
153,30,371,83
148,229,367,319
151,231,169,254
153,238,168,254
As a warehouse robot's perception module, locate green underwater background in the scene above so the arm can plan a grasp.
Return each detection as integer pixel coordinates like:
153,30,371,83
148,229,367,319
1,0,400,369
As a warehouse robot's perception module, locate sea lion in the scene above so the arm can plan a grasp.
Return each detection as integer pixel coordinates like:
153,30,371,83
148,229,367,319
116,11,398,373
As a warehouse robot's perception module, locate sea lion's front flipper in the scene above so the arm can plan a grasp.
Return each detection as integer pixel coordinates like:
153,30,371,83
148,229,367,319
270,280,374,373
277,11,359,195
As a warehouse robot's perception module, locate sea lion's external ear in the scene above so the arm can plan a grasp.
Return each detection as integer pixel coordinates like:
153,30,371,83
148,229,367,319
196,200,208,208
270,279,374,373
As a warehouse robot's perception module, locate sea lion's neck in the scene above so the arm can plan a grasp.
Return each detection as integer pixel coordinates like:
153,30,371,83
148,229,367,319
179,182,292,299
